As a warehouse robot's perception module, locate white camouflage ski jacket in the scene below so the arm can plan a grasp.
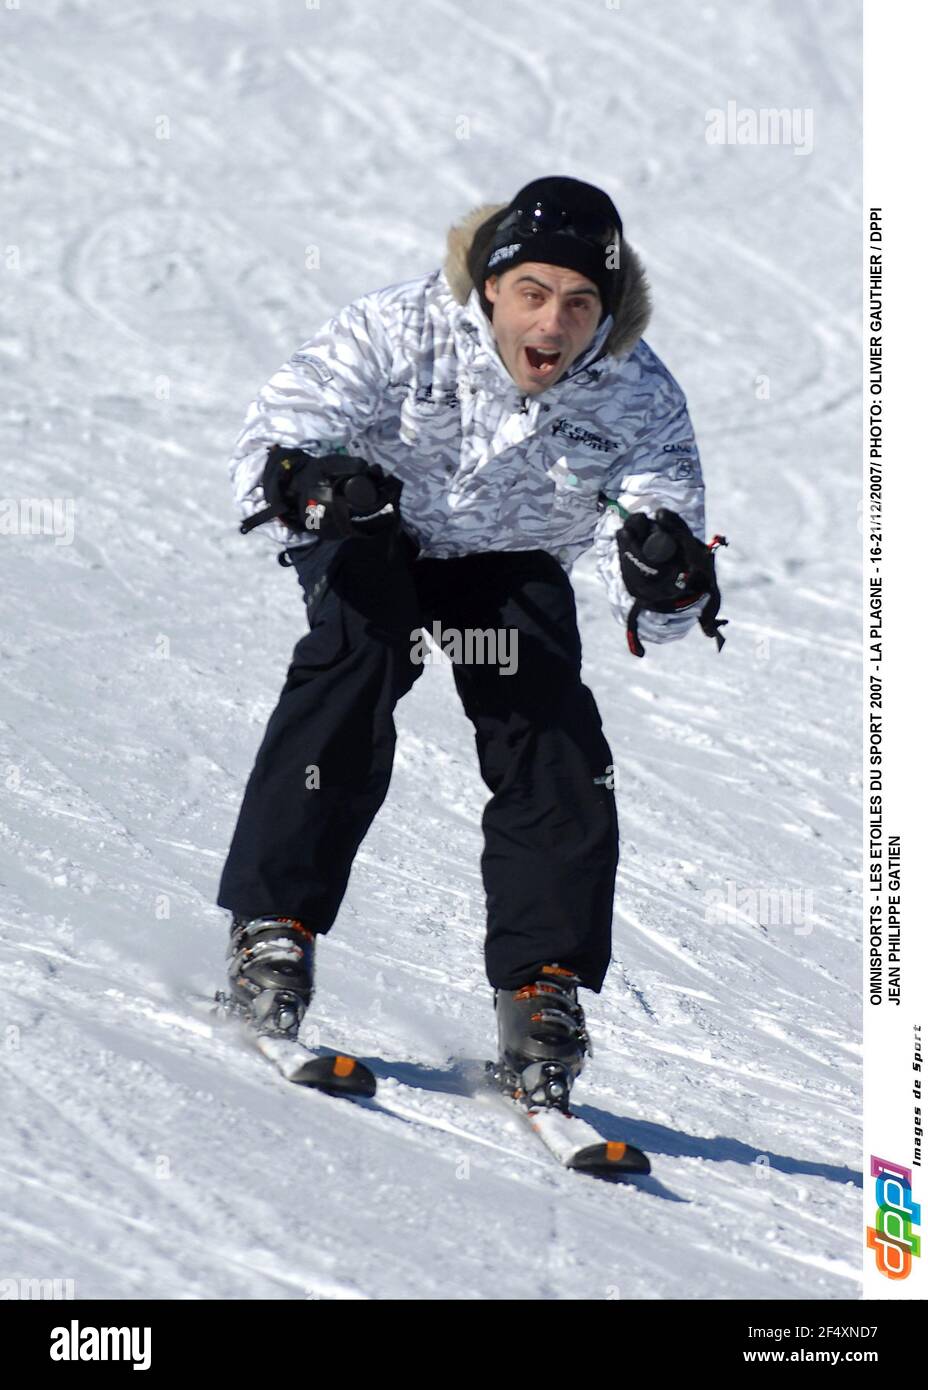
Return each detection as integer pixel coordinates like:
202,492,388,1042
229,202,709,646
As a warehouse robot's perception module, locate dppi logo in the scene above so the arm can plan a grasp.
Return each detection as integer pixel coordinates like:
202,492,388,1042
867,1155,921,1278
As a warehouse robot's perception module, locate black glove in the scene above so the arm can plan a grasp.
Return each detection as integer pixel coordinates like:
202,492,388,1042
241,446,402,538
616,507,728,657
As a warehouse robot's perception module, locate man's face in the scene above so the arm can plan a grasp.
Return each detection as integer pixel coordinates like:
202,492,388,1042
483,262,602,395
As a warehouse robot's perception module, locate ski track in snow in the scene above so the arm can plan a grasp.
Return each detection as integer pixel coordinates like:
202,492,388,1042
1,0,861,1298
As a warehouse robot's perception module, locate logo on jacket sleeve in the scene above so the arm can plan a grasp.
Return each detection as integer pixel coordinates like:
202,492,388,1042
292,353,334,385
662,441,696,479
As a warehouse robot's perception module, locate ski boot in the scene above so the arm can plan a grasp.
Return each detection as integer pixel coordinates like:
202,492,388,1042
493,964,591,1112
220,915,316,1037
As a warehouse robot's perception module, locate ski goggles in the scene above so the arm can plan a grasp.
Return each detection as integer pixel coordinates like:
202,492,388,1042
492,197,622,251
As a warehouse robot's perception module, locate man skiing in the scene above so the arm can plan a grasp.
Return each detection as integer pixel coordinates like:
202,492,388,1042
217,176,726,1111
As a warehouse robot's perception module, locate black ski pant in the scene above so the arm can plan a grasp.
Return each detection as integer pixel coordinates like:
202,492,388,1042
217,528,619,991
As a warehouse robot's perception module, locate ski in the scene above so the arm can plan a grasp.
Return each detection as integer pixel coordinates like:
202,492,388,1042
484,1062,650,1178
213,991,376,1099
255,1034,377,1098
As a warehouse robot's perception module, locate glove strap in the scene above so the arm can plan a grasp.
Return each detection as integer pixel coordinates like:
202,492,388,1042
697,535,729,651
626,599,646,658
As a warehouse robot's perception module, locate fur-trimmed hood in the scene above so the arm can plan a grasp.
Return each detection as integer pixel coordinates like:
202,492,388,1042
442,201,652,361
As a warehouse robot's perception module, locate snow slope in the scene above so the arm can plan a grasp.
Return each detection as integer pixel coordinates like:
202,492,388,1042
1,0,862,1298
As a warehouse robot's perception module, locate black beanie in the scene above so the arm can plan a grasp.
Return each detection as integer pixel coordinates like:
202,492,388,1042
467,176,624,323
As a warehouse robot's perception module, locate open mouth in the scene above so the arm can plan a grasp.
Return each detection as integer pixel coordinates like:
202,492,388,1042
524,345,562,375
